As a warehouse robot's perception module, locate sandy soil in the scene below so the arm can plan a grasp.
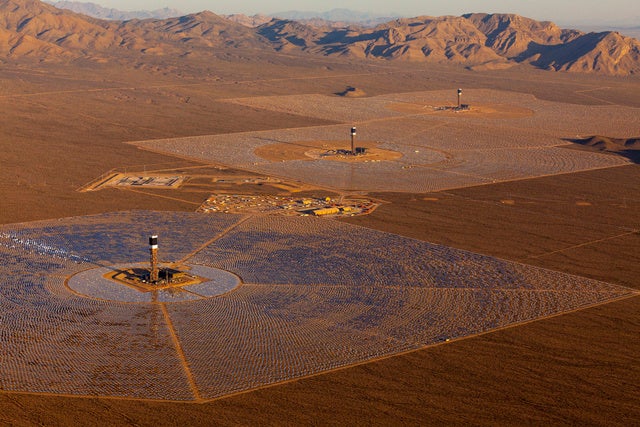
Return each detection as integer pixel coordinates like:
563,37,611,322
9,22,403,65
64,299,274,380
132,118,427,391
254,140,403,162
0,57,639,425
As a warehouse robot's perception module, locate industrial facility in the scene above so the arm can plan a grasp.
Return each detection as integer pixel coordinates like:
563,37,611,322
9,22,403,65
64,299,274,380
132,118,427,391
197,195,379,217
105,235,204,291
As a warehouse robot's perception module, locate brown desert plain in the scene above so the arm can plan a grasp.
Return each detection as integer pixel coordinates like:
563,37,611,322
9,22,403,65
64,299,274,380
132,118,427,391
1,6,640,426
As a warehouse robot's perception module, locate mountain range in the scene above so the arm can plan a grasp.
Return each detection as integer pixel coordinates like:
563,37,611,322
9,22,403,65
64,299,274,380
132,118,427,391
3,0,639,76
49,3,395,27
268,8,397,27
47,1,183,20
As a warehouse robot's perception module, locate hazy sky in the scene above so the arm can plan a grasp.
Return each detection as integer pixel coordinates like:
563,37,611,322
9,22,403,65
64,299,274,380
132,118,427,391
87,1,640,25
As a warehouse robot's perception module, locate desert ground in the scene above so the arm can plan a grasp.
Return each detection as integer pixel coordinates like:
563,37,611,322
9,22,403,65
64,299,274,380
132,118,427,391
0,52,639,425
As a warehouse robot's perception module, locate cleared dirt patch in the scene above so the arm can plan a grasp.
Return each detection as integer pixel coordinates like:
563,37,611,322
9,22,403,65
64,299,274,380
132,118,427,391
255,140,402,162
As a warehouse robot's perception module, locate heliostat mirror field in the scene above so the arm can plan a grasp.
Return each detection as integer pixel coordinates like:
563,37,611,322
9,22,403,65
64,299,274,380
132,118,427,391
131,89,638,193
0,211,633,401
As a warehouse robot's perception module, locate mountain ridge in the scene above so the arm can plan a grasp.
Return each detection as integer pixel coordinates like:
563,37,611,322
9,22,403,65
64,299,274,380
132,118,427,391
2,0,639,76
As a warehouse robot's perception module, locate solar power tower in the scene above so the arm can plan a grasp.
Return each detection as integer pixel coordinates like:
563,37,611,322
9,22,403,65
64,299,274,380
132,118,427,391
149,235,159,283
351,126,357,154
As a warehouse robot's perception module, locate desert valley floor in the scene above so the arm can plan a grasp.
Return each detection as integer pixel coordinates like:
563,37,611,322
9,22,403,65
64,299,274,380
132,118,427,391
0,54,639,425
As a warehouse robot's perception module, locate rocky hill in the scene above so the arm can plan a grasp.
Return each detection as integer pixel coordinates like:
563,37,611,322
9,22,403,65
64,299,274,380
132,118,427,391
0,0,268,59
2,0,639,75
0,0,119,59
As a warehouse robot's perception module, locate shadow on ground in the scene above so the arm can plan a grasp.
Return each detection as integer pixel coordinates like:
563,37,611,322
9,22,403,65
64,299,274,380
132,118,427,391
564,135,640,163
